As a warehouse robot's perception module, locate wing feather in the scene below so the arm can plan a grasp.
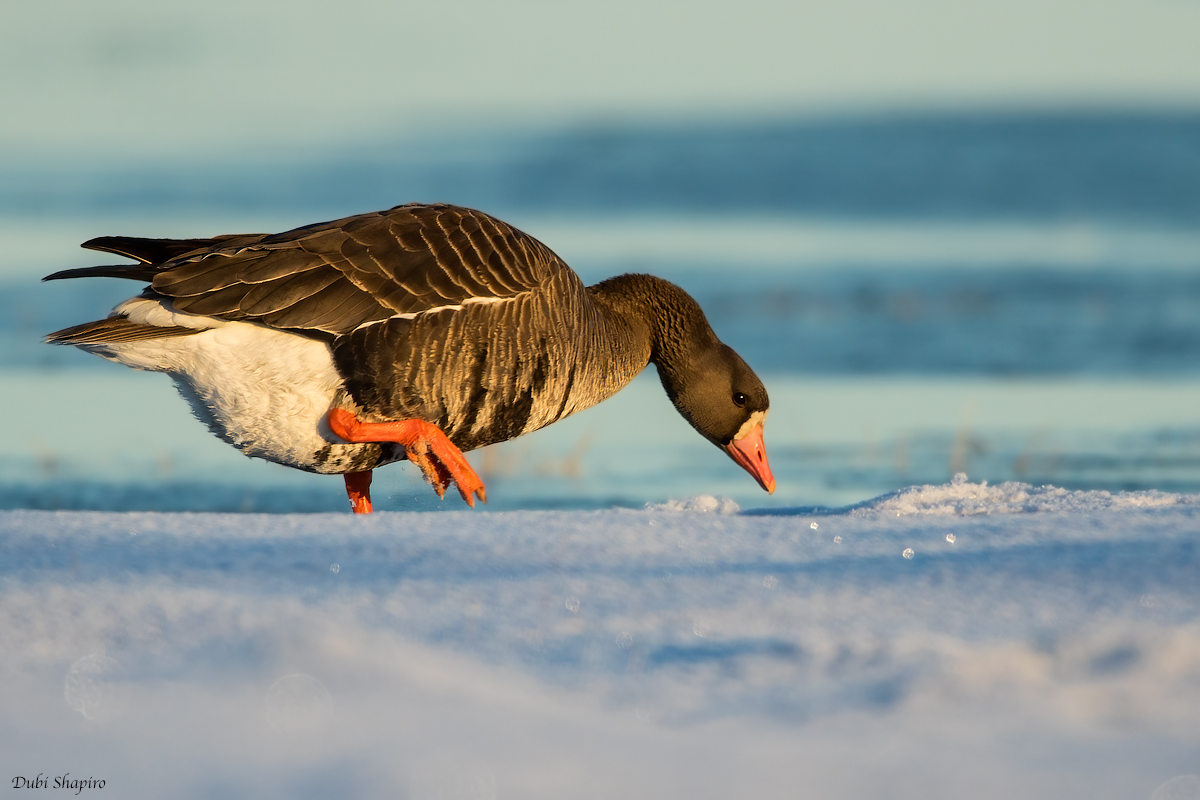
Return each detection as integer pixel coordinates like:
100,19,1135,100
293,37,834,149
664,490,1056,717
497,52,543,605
154,252,273,295
238,269,343,316
116,203,568,336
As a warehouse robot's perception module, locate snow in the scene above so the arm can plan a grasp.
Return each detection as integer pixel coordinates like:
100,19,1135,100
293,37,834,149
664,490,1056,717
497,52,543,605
851,472,1197,516
2,477,1199,799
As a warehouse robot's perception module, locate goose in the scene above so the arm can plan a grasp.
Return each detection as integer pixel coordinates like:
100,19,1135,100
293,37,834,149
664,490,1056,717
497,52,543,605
44,203,775,512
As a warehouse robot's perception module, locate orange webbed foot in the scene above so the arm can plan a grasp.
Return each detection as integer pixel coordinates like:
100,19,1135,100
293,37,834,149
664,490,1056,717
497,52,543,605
344,470,373,514
327,408,487,508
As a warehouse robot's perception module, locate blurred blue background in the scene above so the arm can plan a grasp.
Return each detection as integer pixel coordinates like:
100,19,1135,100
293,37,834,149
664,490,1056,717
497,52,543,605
3,0,1200,511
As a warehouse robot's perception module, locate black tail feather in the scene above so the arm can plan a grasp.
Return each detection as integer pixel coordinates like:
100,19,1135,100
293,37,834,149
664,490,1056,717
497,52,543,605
42,264,158,282
82,235,212,264
82,233,269,264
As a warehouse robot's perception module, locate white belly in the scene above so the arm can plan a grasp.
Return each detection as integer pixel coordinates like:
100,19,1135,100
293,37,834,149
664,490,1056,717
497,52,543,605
81,297,387,473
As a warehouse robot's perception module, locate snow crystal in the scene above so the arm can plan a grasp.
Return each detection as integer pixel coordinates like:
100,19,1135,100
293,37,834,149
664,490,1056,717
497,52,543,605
852,473,1198,516
644,495,740,514
63,654,128,722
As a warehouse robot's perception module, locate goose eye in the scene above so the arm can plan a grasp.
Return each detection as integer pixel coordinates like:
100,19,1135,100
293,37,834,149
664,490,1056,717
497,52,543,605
732,392,747,408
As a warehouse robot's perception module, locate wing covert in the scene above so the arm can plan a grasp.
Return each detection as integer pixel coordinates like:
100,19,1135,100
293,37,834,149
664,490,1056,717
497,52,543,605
147,204,567,336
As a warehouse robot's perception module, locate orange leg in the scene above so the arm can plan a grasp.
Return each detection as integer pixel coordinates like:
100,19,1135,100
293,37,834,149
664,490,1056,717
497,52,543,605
327,408,487,508
344,471,373,514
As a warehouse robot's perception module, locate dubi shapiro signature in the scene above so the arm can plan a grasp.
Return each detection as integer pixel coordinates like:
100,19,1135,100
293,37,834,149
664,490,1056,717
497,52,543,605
11,774,105,794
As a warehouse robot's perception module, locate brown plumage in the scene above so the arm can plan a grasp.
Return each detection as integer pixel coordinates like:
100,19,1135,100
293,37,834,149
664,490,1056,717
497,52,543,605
44,203,776,511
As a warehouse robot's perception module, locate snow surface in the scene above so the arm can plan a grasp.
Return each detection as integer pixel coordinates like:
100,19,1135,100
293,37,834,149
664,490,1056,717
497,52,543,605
2,476,1199,799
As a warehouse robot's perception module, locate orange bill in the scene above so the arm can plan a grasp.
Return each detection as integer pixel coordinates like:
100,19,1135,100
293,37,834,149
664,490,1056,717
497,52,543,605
724,422,776,494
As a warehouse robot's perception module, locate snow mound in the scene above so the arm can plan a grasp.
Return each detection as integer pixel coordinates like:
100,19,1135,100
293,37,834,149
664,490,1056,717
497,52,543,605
853,473,1198,517
644,495,741,514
